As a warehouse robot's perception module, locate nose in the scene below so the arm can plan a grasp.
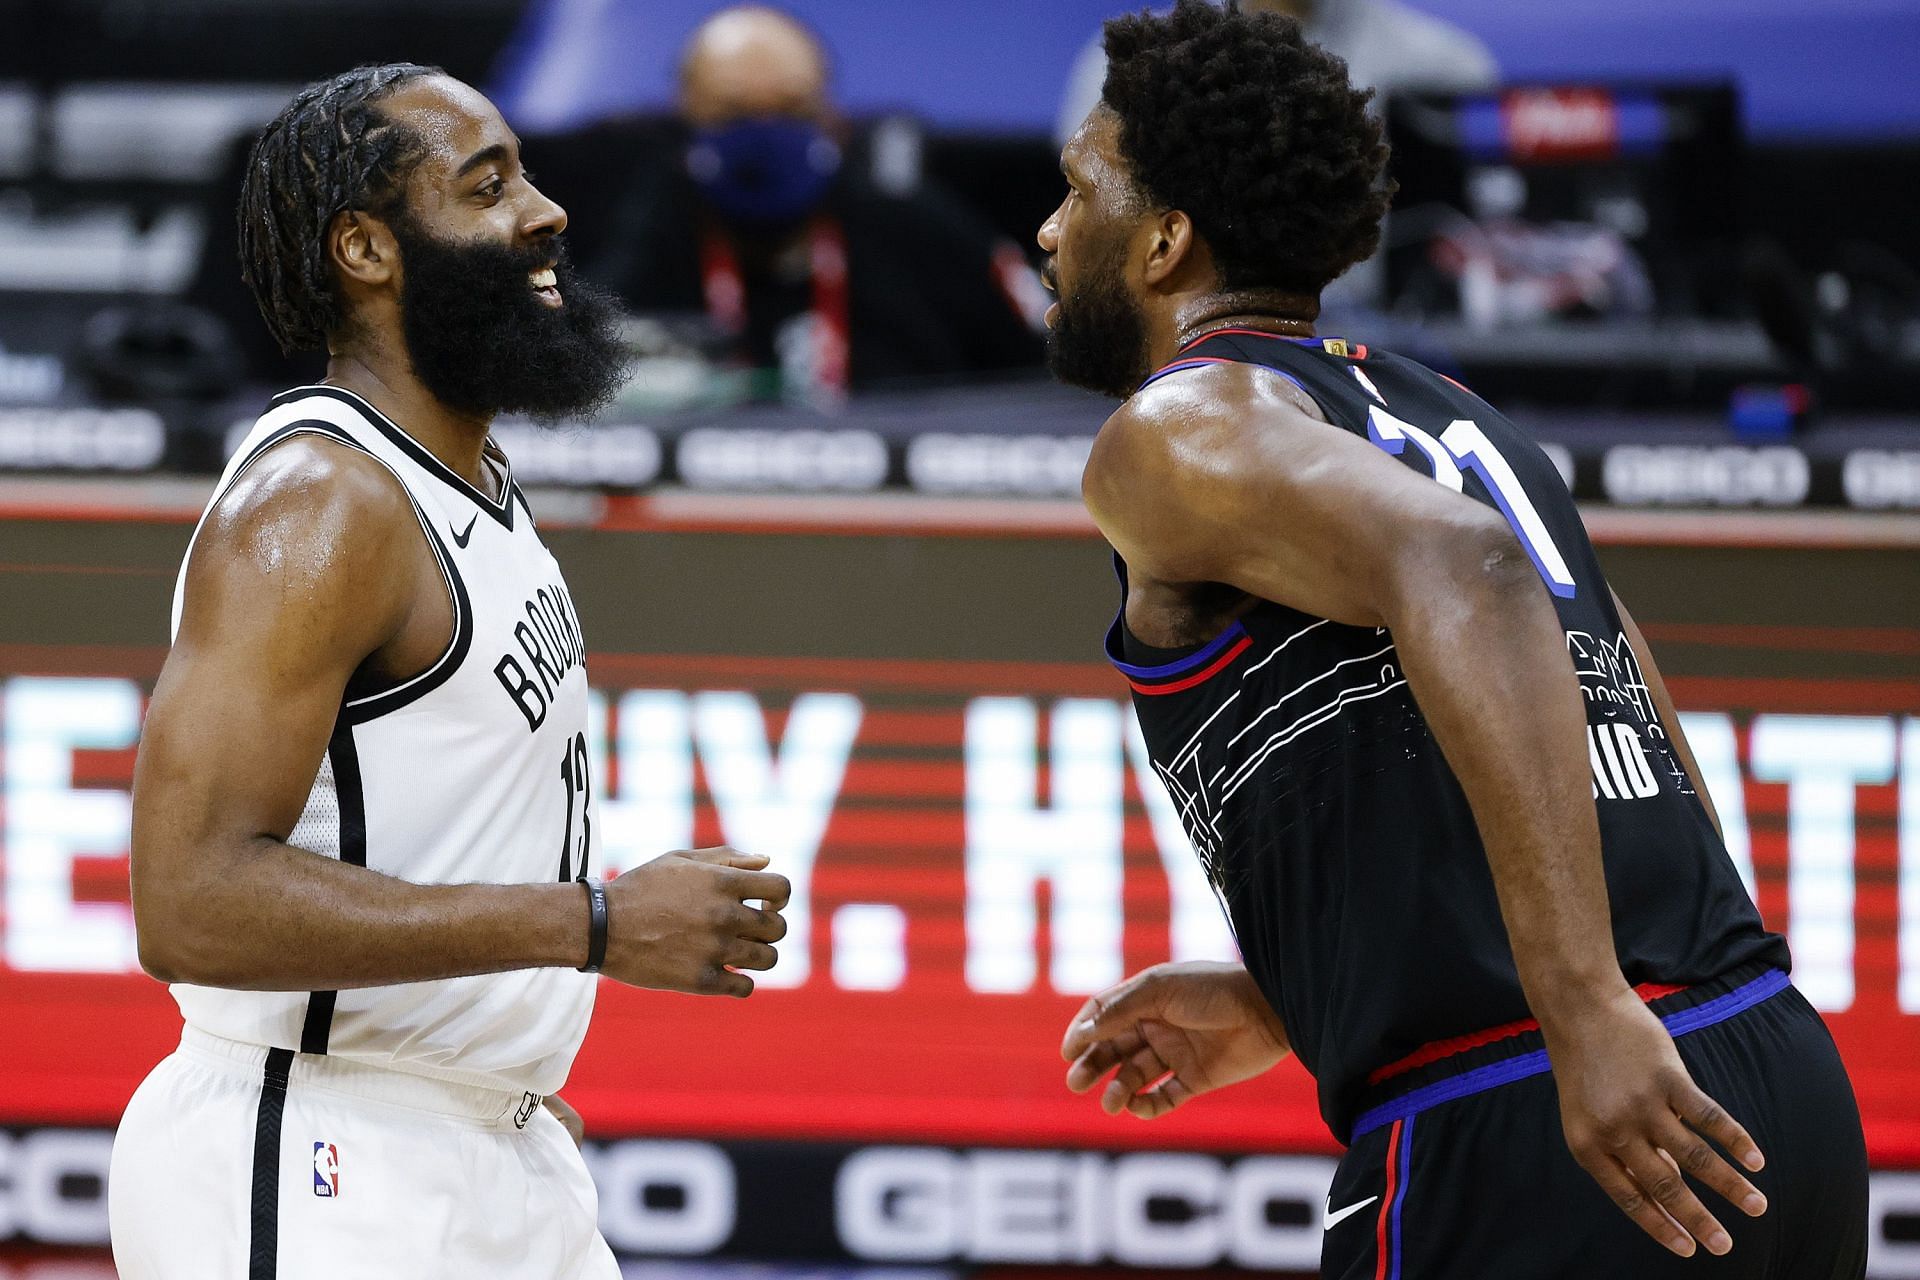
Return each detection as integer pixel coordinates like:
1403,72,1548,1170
1037,205,1061,254
522,180,568,241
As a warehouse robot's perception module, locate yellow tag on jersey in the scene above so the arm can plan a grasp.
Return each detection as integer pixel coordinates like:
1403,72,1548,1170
1321,339,1350,357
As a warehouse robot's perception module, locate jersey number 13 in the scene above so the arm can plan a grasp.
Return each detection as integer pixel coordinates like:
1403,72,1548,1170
558,731,592,881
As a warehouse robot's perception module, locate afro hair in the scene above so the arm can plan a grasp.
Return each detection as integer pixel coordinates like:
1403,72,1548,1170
1100,0,1395,295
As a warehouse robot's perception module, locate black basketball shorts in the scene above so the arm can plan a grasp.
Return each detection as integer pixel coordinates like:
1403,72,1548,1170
1322,967,1868,1279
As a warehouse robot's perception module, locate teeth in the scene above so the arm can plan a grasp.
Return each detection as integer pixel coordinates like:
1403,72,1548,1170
530,268,557,289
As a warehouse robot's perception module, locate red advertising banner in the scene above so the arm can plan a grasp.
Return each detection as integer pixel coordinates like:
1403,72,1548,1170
2,647,1917,1167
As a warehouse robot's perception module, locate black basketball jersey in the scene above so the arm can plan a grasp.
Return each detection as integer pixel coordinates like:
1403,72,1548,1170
1109,329,1788,1139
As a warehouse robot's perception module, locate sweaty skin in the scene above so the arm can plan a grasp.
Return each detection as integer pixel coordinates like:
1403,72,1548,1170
1044,107,1765,1260
131,76,790,1011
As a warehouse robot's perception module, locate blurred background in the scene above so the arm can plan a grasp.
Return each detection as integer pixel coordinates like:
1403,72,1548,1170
0,0,1917,1276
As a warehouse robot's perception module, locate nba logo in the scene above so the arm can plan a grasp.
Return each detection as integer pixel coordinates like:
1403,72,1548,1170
312,1142,339,1198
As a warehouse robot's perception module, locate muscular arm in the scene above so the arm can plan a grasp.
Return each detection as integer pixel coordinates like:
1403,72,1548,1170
131,439,586,989
1087,364,1622,1010
1086,365,1766,1256
135,438,790,996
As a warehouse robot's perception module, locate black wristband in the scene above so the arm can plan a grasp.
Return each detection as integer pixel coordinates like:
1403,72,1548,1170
577,877,608,974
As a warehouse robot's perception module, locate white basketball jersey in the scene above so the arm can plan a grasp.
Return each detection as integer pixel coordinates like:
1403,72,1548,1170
168,386,597,1096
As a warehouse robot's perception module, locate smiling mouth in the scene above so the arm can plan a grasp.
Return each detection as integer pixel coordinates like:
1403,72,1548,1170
529,266,561,305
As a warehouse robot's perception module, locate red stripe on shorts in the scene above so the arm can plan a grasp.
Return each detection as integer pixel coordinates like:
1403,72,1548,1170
1366,981,1690,1085
1374,1118,1403,1280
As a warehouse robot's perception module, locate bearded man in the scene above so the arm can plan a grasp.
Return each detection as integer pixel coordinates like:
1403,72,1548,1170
112,65,790,1280
1043,7,1865,1278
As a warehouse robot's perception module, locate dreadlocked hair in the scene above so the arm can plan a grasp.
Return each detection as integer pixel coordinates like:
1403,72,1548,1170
237,63,441,353
1100,0,1395,295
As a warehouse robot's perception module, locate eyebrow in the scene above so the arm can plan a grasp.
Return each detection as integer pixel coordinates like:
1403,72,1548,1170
453,141,514,179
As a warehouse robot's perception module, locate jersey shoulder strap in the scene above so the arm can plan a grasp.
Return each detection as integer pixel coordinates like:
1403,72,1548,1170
262,385,530,533
1141,330,1591,604
171,394,473,710
1139,329,1482,439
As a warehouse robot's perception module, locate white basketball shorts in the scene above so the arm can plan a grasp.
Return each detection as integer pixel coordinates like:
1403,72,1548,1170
109,1027,619,1279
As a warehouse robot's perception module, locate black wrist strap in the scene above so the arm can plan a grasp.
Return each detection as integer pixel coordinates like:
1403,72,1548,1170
577,877,608,974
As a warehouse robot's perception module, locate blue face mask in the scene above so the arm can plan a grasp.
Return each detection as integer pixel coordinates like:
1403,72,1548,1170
686,118,842,228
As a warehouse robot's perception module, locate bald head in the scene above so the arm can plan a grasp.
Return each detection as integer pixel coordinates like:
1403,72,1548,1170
679,5,832,127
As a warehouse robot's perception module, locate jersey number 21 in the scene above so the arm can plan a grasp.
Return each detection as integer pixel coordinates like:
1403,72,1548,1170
1367,407,1577,599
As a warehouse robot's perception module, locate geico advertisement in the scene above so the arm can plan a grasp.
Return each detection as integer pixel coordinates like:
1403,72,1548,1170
5,1130,1920,1276
0,667,1917,1166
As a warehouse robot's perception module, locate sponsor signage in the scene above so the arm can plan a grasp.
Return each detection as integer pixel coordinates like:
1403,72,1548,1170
11,398,1920,509
0,508,1913,1272
1,662,1916,1170
0,407,165,472
6,1130,1920,1275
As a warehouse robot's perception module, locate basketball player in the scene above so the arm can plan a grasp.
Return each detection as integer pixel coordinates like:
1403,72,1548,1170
111,66,790,1279
1043,6,1866,1276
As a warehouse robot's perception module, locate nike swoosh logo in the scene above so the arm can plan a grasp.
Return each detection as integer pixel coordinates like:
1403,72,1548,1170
451,514,478,549
1323,1194,1379,1230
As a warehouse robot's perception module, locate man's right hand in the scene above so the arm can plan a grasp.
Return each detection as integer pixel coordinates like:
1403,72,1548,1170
600,847,790,997
1062,961,1291,1118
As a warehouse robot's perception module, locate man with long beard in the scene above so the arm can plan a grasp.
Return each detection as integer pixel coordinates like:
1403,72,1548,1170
111,65,790,1279
1044,5,1866,1278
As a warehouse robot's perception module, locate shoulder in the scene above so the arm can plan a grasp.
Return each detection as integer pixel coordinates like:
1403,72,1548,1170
1088,361,1330,497
1082,361,1356,581
195,432,420,591
172,432,427,665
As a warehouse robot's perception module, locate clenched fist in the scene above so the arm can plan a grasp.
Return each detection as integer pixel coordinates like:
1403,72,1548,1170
600,847,789,997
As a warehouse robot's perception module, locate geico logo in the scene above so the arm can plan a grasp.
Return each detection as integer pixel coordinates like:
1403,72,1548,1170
0,1129,115,1245
489,423,663,487
0,408,166,471
6,1128,1920,1269
675,427,888,490
1842,449,1920,510
1872,1172,1920,1280
1601,445,1810,506
904,433,1094,495
835,1146,1337,1269
583,1140,735,1255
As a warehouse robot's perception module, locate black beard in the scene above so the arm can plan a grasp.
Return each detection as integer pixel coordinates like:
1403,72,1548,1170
1045,251,1150,399
393,223,628,422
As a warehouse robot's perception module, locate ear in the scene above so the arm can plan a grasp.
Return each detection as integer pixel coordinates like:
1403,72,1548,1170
327,210,398,289
1141,209,1197,289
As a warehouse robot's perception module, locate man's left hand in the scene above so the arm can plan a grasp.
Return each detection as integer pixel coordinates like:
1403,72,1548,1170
1546,988,1768,1258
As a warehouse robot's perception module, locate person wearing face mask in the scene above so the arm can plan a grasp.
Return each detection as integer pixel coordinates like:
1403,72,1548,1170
594,4,1047,401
